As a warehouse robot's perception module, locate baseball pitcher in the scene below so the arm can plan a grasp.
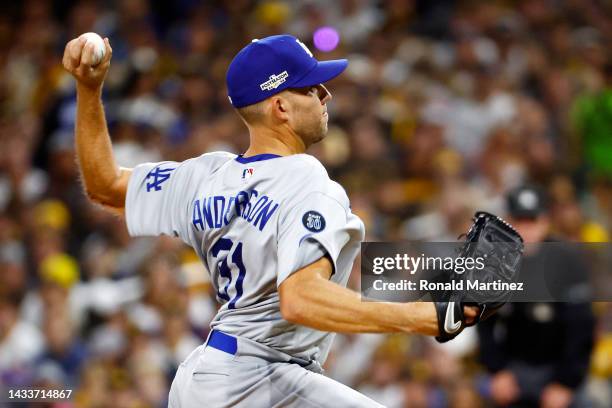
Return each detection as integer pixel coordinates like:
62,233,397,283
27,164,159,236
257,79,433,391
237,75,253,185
63,34,492,407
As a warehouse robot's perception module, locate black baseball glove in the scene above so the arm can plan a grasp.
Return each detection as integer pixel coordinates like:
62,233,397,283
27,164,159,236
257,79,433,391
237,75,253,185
433,211,524,343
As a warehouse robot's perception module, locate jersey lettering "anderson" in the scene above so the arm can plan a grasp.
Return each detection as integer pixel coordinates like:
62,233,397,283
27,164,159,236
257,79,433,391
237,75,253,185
192,189,279,232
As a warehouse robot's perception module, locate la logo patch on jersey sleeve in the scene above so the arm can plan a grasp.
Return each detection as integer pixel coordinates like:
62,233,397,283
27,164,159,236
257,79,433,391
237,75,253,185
302,211,326,232
146,166,176,192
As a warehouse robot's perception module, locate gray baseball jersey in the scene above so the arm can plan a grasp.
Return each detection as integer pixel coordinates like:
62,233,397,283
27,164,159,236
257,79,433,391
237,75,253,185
125,152,365,365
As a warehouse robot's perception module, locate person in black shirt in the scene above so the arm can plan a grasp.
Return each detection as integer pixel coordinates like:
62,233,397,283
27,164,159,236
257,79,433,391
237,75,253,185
478,185,595,408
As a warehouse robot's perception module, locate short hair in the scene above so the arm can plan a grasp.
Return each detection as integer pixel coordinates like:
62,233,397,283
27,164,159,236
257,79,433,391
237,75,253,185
236,100,267,125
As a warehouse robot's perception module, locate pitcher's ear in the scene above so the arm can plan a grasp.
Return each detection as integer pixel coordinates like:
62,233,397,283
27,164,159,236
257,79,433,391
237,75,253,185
271,94,291,122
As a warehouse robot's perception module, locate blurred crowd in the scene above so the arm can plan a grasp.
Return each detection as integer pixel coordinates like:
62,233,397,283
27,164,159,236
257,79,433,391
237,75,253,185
0,0,611,407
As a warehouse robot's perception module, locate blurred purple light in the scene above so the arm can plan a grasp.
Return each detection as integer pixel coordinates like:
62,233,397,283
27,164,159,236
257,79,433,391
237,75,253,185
313,27,340,52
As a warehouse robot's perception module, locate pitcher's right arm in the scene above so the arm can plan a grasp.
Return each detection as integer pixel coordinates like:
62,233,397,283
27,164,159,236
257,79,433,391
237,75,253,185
62,36,131,212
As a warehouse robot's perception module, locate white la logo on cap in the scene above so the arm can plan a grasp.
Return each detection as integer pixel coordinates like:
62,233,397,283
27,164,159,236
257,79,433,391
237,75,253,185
260,71,289,90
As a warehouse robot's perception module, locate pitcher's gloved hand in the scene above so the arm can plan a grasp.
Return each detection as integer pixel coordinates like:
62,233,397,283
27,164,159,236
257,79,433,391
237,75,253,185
434,212,524,343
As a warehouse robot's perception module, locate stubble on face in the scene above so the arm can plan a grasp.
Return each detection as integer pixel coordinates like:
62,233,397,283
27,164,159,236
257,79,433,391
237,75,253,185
287,93,328,147
300,110,327,147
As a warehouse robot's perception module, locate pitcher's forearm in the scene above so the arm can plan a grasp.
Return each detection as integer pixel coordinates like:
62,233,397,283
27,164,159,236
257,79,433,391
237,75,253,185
75,84,129,208
281,271,439,335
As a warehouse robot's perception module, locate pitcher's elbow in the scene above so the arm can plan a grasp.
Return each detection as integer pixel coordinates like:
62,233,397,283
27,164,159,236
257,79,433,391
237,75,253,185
84,186,102,204
84,186,107,205
83,186,122,210
279,291,308,324
280,297,298,323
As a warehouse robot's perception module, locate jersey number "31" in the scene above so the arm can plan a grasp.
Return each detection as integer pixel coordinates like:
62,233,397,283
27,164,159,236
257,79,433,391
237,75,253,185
211,237,246,309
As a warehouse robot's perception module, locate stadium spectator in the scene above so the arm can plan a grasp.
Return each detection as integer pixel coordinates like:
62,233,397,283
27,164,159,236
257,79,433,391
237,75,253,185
478,185,596,408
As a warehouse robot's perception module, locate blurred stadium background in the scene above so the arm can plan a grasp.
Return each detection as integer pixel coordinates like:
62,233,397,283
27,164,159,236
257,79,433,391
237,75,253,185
0,0,611,407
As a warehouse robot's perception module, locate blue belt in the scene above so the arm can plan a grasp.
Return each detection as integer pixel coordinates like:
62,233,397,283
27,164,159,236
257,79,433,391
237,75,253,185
207,330,237,355
206,330,313,368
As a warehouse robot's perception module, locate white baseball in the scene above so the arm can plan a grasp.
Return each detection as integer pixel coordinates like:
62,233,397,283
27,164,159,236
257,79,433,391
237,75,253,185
79,32,106,66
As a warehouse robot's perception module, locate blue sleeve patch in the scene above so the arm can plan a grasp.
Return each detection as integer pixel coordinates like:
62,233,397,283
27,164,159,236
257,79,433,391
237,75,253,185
302,211,326,232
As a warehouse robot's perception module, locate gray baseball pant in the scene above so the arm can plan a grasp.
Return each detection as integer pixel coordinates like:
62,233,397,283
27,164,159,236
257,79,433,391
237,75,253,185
168,331,385,408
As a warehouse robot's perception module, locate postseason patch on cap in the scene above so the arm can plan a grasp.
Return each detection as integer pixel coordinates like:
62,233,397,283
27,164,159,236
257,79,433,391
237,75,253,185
260,71,289,90
302,211,326,232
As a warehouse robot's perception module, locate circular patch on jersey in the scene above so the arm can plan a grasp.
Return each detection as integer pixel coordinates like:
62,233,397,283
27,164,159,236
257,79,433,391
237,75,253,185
302,211,326,233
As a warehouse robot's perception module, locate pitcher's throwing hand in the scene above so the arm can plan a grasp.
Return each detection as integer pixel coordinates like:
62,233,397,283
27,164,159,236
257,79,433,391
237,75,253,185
62,34,112,90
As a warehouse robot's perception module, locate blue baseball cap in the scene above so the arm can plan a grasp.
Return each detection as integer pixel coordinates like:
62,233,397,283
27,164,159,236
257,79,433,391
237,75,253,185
226,34,348,108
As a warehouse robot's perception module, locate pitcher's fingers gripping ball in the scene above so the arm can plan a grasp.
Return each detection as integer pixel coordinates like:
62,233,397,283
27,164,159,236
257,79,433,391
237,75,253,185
79,32,106,65
62,32,113,89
